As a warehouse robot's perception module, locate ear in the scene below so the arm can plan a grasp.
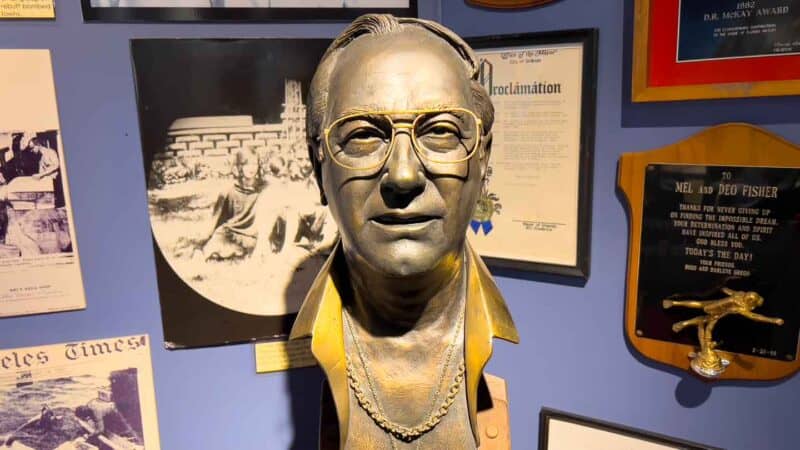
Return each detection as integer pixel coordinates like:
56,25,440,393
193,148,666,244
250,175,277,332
479,131,493,183
308,138,327,206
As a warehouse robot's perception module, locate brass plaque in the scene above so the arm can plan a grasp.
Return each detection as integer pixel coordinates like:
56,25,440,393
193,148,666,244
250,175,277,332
254,338,316,374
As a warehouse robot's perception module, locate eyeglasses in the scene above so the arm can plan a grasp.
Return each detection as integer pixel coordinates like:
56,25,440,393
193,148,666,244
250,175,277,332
323,107,484,171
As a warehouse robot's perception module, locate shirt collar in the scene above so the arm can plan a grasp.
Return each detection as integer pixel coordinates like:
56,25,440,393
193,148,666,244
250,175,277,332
290,241,519,448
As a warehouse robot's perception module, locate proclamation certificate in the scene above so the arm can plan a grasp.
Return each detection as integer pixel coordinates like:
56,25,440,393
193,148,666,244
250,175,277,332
0,50,86,317
469,42,586,269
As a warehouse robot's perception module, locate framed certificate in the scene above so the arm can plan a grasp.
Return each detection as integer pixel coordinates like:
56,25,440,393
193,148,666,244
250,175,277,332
632,0,800,102
81,0,416,22
466,30,597,280
539,408,721,450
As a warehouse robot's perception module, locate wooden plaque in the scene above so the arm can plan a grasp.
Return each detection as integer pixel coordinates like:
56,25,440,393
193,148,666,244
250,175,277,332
618,123,800,381
467,0,558,8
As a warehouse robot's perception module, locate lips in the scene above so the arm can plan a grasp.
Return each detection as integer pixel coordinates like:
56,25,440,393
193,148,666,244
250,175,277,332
372,213,441,225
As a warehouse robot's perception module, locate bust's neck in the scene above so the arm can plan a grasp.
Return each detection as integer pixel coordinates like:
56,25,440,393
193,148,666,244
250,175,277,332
342,246,467,336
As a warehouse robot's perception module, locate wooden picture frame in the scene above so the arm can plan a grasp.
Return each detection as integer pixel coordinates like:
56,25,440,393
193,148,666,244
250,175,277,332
81,0,417,23
465,30,597,280
632,0,800,102
466,0,558,8
539,408,721,450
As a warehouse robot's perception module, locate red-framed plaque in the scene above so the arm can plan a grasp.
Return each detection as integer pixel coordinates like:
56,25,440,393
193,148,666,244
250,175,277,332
632,0,800,102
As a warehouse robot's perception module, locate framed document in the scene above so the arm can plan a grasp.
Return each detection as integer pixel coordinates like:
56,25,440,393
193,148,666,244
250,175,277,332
539,408,720,450
633,0,800,102
618,124,800,381
81,0,416,22
466,30,597,280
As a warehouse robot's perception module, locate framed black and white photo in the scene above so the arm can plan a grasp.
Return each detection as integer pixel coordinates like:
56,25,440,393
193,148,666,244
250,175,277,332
539,408,721,450
82,0,417,22
465,30,597,280
131,39,335,348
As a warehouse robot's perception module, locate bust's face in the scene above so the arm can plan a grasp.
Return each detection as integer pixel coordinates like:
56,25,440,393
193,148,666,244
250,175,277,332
318,30,489,278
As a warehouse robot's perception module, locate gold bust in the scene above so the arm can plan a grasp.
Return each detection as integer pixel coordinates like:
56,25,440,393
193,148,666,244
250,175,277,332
290,14,518,449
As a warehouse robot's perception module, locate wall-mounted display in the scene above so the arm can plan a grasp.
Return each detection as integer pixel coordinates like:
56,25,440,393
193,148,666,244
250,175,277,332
0,0,55,19
82,0,416,22
539,408,720,450
0,50,86,319
0,335,161,449
618,123,800,381
465,30,597,279
632,0,800,102
131,39,334,348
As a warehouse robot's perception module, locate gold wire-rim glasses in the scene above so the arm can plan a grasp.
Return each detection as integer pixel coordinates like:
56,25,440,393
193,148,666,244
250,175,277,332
322,107,484,171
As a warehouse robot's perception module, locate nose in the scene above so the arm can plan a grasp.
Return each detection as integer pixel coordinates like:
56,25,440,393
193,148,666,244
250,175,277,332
382,129,425,192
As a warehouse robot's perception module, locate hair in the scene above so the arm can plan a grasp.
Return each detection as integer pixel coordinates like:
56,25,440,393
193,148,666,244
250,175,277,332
306,14,495,166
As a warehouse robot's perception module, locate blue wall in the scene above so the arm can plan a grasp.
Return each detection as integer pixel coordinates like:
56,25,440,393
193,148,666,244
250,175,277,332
0,1,797,449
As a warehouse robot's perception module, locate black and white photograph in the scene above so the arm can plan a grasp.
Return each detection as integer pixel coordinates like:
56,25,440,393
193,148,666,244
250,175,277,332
0,131,71,260
0,335,161,450
131,39,335,348
0,369,145,450
0,50,86,319
82,0,416,22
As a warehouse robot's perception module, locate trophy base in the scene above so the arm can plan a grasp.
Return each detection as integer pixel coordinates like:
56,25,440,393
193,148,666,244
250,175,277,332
688,351,730,379
319,373,511,449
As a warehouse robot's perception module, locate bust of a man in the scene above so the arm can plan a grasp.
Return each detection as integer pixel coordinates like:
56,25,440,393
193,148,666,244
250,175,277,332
290,14,518,449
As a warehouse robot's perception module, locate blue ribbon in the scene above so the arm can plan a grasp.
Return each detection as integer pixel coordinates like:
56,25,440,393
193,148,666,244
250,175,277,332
470,220,493,235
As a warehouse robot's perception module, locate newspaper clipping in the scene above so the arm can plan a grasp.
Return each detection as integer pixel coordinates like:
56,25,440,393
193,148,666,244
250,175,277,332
0,335,160,450
0,50,86,318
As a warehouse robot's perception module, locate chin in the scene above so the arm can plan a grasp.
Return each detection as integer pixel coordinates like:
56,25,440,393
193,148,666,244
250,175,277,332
366,240,446,278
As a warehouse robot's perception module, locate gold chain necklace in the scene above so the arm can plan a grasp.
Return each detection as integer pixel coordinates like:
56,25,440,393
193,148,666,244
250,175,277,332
343,303,466,445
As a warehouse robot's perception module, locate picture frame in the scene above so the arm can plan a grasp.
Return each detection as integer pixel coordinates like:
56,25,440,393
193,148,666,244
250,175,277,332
130,38,334,348
632,0,800,102
81,0,416,22
539,408,722,450
466,0,559,8
465,29,597,280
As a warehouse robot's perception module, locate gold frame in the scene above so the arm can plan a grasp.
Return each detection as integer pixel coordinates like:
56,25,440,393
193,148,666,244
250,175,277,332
323,107,483,171
631,0,800,102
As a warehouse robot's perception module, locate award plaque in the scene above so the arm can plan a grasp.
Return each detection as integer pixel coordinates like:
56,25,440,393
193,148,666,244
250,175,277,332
619,123,800,381
632,0,800,101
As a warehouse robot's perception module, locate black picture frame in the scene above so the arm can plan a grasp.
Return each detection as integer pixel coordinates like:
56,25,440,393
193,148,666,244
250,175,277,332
539,408,722,450
465,29,597,281
81,0,417,23
130,38,333,349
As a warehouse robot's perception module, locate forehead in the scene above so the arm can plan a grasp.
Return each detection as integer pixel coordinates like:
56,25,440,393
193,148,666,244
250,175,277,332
327,30,473,117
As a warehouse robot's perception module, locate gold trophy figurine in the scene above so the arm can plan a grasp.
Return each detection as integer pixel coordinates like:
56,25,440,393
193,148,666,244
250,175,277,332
663,287,784,378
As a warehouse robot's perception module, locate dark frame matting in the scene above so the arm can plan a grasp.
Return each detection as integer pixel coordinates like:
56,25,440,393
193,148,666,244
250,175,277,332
539,408,723,450
466,29,598,281
81,0,417,22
